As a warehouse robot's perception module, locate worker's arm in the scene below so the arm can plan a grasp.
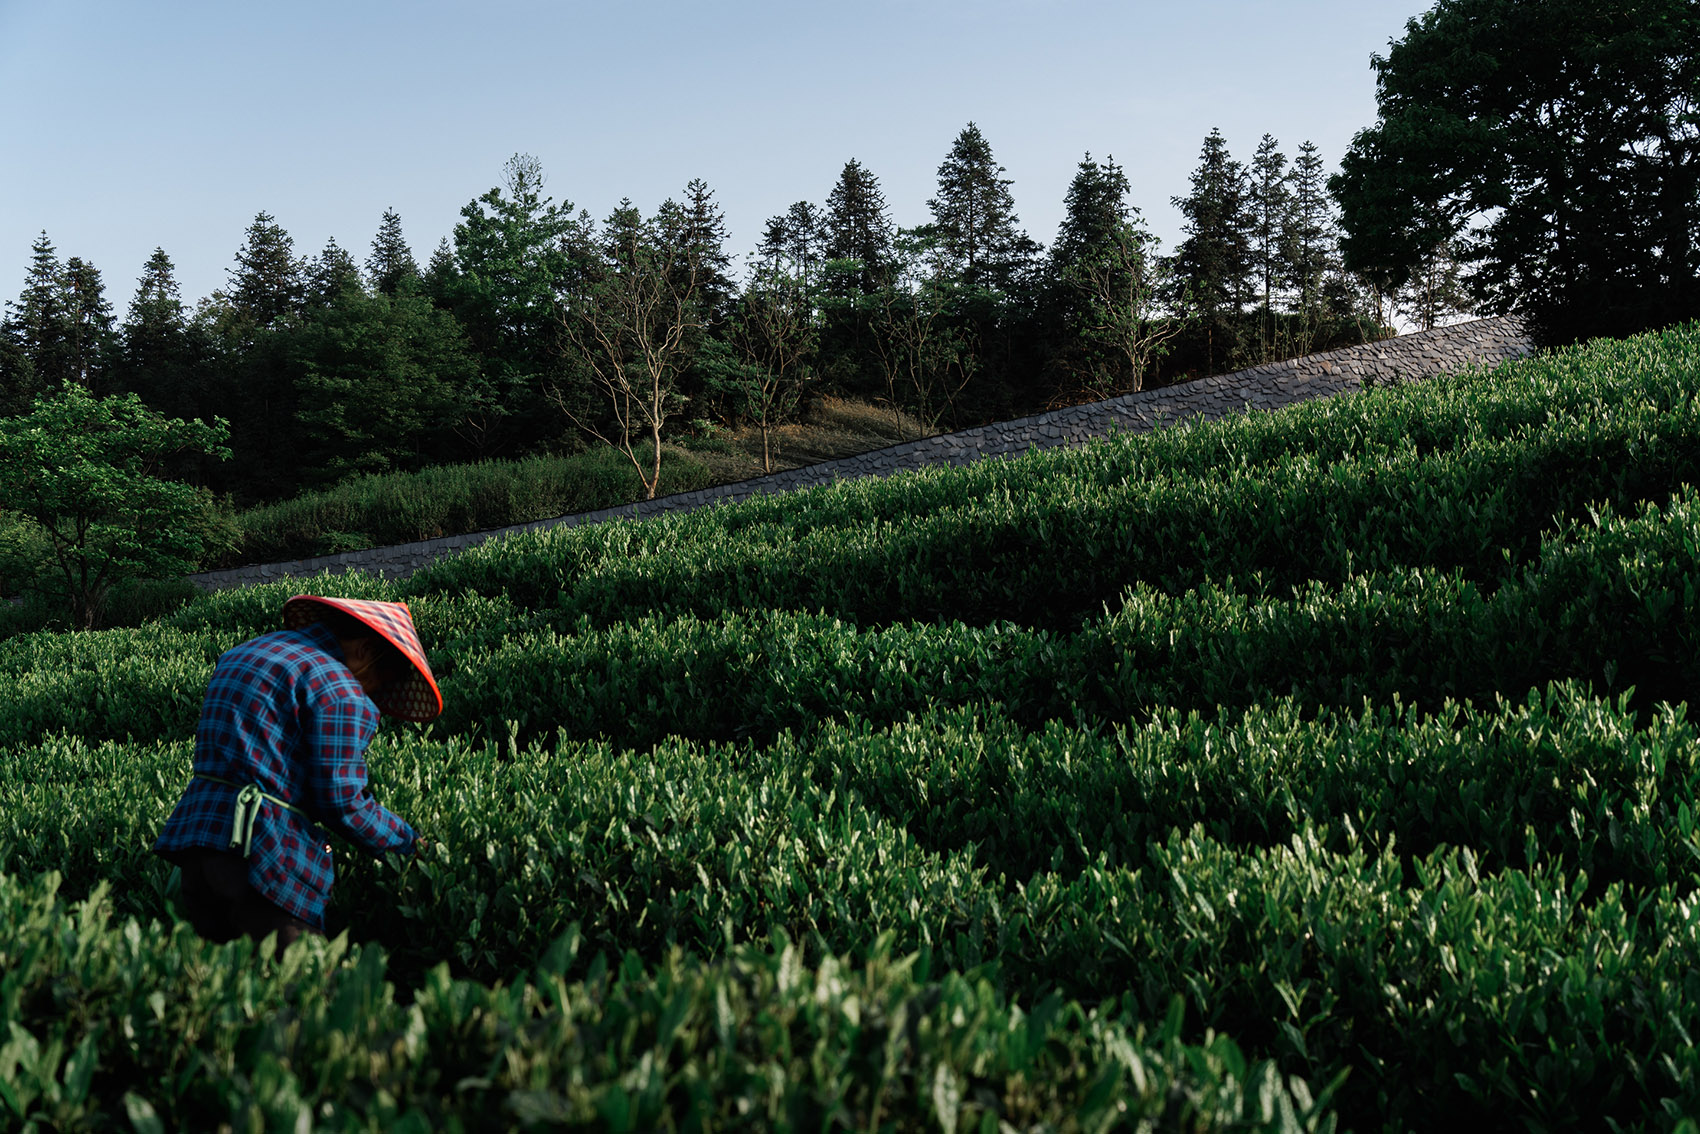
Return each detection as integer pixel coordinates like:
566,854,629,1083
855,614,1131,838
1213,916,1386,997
304,689,418,856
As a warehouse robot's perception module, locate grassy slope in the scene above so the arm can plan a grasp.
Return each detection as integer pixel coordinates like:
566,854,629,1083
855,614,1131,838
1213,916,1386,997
222,398,928,568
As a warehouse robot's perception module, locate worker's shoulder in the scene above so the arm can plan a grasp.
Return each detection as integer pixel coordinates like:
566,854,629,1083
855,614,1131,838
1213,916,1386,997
216,625,346,681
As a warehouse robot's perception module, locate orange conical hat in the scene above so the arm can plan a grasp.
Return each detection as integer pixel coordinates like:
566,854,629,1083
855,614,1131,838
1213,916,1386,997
281,595,443,722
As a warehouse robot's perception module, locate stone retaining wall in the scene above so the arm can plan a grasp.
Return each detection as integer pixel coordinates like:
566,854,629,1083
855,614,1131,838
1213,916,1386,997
189,315,1533,592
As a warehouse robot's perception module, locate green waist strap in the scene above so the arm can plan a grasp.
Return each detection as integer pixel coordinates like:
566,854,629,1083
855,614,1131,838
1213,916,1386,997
195,774,310,857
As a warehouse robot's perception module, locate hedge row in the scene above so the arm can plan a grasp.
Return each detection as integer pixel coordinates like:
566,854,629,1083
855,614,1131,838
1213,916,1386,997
7,684,1700,1126
2,872,1332,1133
5,481,1698,757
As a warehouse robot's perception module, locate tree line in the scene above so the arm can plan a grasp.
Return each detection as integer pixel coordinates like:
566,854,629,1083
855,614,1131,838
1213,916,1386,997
4,0,1693,512
0,126,1405,506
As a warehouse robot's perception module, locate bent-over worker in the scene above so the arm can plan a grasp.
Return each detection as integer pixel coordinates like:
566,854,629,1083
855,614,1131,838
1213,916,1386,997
154,594,442,948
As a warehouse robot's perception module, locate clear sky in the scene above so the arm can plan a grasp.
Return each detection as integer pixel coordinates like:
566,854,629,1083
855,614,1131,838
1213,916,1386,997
0,0,1423,310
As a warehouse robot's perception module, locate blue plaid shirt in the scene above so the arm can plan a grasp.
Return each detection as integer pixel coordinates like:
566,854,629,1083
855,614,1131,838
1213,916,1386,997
154,621,417,928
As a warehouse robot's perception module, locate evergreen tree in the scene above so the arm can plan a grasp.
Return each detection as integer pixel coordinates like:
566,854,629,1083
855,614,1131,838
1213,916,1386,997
923,122,1039,293
227,212,304,332
1169,128,1253,373
0,321,31,417
63,257,115,392
758,201,824,278
446,153,591,455
1049,153,1132,271
207,213,312,500
118,248,211,423
366,208,420,296
660,179,736,414
3,233,74,402
306,238,363,307
126,249,186,339
818,159,896,397
421,238,457,305
663,178,736,323
1284,140,1337,348
1247,134,1292,360
1044,154,1143,398
823,158,895,295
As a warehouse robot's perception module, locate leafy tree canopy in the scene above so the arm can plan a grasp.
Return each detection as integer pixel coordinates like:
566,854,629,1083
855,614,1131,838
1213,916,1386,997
1332,0,1700,344
0,384,230,628
293,287,478,485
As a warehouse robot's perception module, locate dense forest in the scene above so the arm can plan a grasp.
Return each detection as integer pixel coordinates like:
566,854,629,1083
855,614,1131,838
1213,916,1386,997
0,126,1409,507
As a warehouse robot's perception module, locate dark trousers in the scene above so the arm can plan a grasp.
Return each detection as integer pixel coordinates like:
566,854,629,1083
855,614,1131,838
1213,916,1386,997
174,850,318,950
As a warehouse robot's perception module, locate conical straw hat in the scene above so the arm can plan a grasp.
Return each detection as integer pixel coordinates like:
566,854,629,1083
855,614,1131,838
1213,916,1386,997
281,595,443,722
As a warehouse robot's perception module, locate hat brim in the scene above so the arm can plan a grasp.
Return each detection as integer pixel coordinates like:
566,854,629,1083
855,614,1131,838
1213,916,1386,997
282,595,444,722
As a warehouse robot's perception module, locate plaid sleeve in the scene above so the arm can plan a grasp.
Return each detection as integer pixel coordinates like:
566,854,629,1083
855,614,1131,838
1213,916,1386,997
302,679,417,856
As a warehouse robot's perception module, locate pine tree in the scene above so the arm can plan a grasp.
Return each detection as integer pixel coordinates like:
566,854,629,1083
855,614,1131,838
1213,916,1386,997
0,326,30,417
1049,153,1132,271
1045,154,1139,395
1247,134,1292,359
306,238,363,307
126,249,185,334
924,123,1038,293
63,257,115,392
228,211,304,331
758,201,824,278
1284,141,1339,353
662,178,735,322
366,208,420,296
1169,128,1254,373
817,160,896,397
5,233,75,395
421,238,457,304
118,249,204,418
823,159,895,295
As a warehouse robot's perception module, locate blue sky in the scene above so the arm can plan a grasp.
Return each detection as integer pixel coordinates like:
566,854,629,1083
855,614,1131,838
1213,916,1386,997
0,0,1422,309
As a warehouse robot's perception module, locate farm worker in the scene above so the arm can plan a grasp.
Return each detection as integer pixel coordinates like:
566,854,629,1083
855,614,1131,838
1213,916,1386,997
153,594,442,948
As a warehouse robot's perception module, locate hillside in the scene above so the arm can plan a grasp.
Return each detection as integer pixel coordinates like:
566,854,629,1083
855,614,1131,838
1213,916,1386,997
4,323,1700,1129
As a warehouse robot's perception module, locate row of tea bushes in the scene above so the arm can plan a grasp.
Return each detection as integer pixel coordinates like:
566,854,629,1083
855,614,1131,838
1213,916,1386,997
11,683,1698,965
5,481,1699,756
7,685,1700,1126
434,486,1700,751
1,872,1330,1133
226,444,717,566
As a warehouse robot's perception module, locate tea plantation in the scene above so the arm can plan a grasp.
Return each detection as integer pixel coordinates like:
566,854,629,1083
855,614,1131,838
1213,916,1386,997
6,324,1700,1130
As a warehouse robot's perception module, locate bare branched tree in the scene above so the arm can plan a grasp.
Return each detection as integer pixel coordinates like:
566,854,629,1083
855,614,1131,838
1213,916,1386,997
730,264,818,472
1075,220,1184,396
555,202,702,499
867,233,978,433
